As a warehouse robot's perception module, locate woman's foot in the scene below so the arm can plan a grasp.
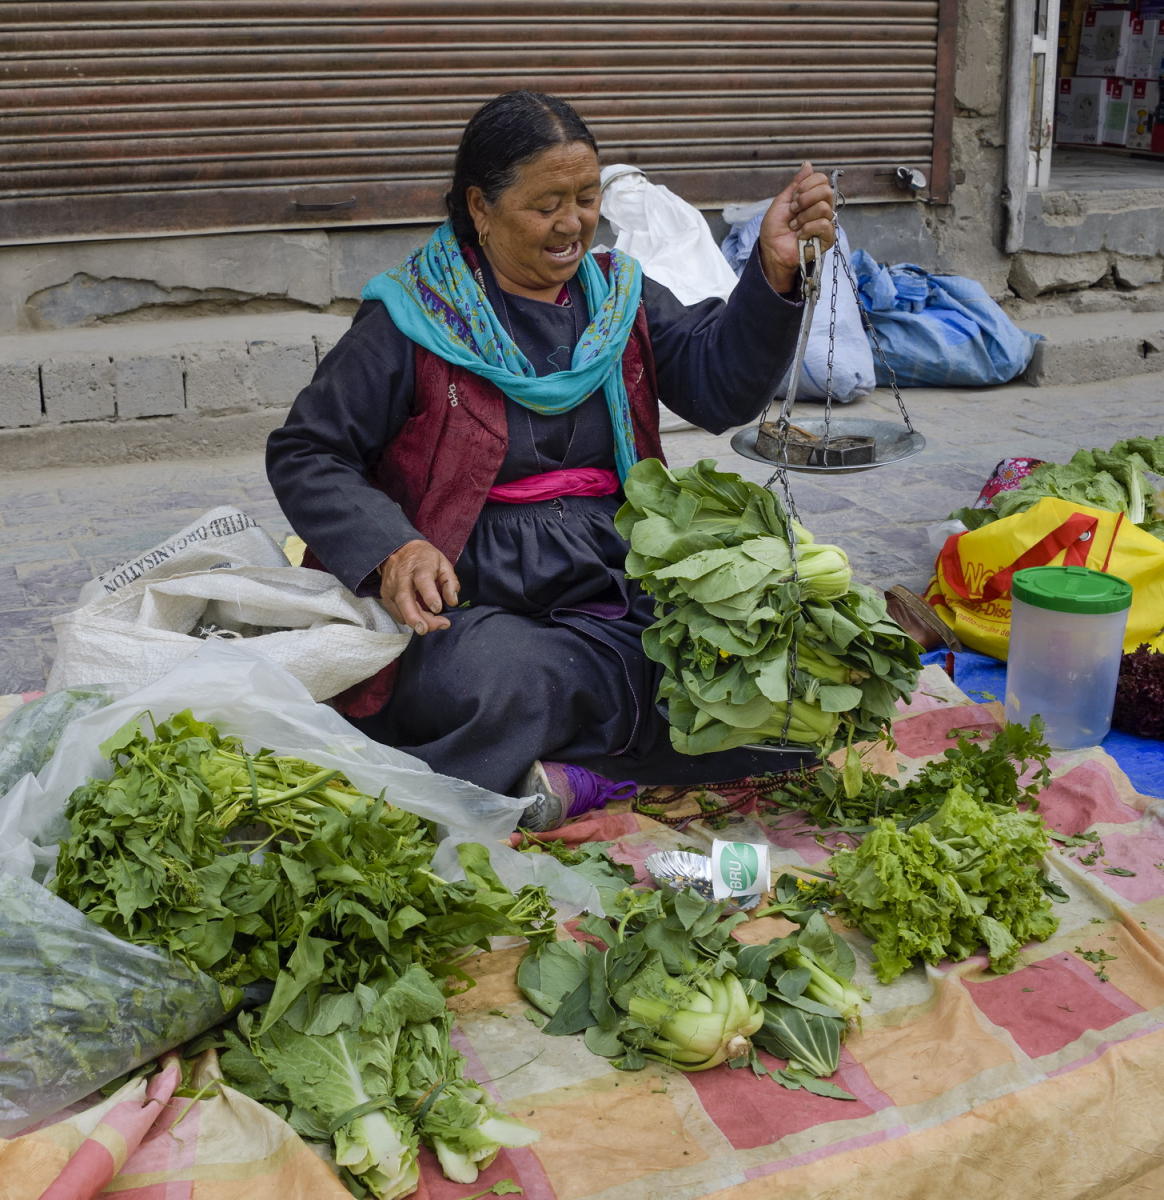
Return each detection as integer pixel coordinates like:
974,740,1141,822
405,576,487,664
517,761,638,832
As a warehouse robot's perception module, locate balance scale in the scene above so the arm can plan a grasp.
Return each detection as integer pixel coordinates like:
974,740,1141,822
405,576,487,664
729,172,925,477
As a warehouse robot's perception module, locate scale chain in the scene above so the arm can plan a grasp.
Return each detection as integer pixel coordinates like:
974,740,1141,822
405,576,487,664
835,245,915,433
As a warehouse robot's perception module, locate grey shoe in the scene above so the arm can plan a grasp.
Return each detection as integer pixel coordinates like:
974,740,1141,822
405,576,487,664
516,760,637,832
516,761,566,833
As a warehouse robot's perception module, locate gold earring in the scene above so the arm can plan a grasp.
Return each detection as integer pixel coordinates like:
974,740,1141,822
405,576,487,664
479,229,489,246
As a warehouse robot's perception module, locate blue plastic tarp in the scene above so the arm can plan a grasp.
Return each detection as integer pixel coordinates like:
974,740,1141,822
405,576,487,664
919,649,1164,801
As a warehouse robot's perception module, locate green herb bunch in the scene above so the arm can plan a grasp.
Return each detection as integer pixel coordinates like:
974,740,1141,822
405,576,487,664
614,458,921,756
760,721,1060,985
50,710,556,1198
763,719,1054,834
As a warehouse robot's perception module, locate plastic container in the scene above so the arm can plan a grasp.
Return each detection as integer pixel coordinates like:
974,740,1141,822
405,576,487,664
1004,565,1132,750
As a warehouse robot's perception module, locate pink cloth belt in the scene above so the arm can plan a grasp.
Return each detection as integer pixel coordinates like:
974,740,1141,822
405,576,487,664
486,467,621,504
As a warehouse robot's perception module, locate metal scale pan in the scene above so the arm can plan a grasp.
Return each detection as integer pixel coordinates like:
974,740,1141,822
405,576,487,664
731,418,926,476
734,179,924,477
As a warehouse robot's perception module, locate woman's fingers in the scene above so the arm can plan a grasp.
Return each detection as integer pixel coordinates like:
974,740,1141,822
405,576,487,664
757,161,836,290
378,539,459,635
789,168,835,247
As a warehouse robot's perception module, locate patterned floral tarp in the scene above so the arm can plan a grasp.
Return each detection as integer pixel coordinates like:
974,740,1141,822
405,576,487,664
3,665,1164,1199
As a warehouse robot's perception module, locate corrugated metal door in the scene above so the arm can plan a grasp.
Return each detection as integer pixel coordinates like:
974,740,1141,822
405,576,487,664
0,1,956,246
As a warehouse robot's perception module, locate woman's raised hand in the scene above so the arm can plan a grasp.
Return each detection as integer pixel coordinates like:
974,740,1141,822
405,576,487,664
757,162,836,295
378,539,460,635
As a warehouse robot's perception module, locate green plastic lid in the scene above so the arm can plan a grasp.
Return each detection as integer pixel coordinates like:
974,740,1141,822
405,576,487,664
1012,565,1132,614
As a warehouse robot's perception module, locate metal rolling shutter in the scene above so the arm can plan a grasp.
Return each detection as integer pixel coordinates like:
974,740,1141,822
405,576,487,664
0,0,956,245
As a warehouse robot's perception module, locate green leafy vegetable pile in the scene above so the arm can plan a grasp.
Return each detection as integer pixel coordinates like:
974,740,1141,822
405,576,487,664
763,719,1053,834
614,458,921,755
50,710,557,1198
951,435,1164,537
796,781,1059,984
517,857,866,1097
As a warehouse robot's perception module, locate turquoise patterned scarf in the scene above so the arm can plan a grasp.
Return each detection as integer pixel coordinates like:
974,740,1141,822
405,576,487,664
362,221,644,482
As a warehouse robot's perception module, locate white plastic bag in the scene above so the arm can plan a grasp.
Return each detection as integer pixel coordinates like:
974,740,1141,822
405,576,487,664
721,214,875,404
48,507,410,701
3,641,599,915
0,870,227,1137
600,164,740,304
601,164,740,433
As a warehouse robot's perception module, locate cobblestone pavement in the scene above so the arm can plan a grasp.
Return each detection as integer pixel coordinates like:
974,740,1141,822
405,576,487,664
1,372,1159,693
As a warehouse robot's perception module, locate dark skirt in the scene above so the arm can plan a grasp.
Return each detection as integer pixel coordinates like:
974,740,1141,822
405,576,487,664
365,494,812,795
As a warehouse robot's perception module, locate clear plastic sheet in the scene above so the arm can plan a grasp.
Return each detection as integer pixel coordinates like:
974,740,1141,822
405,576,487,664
0,871,227,1137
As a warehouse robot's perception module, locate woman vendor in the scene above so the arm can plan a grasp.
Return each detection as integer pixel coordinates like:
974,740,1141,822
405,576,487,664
266,90,836,830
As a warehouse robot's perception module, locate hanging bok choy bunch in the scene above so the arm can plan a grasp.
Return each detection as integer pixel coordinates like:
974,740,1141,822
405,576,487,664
614,458,921,757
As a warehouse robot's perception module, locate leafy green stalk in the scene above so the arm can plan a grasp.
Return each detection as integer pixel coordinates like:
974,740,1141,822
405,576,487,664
617,457,920,757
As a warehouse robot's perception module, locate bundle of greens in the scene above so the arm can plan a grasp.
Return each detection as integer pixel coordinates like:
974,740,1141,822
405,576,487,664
50,710,556,1197
808,781,1060,983
218,968,538,1194
951,435,1164,537
517,862,866,1096
762,719,1053,834
614,458,921,756
732,909,866,1097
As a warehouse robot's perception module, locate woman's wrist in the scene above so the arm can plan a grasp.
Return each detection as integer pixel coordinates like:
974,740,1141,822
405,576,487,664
758,244,800,297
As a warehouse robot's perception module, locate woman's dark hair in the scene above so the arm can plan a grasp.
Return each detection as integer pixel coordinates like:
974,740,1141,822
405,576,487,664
445,91,598,244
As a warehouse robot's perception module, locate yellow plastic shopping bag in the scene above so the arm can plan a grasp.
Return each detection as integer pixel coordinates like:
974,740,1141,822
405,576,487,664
924,496,1164,660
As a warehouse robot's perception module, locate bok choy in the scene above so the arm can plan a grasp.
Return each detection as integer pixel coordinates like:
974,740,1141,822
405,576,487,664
615,458,921,756
518,856,866,1096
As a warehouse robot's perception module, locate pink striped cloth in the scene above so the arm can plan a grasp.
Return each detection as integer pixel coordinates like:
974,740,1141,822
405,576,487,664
486,467,620,504
1,1051,349,1200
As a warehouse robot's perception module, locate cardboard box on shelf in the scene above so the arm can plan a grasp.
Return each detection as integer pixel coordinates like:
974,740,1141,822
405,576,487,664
1075,7,1133,76
1101,77,1130,144
1125,79,1159,149
1055,75,1129,144
1126,17,1161,79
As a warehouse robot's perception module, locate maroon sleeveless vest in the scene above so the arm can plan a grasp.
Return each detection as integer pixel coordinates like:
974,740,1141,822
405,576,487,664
328,255,666,716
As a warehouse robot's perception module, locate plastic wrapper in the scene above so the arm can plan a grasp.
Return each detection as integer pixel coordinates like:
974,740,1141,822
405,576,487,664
0,639,600,910
0,870,228,1137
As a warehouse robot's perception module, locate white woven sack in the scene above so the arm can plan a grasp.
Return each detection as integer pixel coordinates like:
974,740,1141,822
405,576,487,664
50,506,410,700
77,505,291,606
48,565,409,701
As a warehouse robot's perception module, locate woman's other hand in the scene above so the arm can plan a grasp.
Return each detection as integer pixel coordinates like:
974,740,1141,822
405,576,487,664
378,539,460,635
757,161,836,294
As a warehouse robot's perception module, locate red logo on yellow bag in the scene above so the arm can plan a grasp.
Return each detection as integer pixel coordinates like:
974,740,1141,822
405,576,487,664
924,497,1164,660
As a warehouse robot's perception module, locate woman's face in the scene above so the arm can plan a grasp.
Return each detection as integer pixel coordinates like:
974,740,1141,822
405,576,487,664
467,141,601,302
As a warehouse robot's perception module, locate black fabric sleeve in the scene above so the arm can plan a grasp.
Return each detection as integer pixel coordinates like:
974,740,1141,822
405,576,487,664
265,301,424,593
643,242,806,434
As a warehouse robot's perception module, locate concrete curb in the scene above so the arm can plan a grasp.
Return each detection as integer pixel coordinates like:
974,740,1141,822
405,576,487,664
1020,309,1164,386
0,312,350,441
0,409,280,472
2,306,1162,466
